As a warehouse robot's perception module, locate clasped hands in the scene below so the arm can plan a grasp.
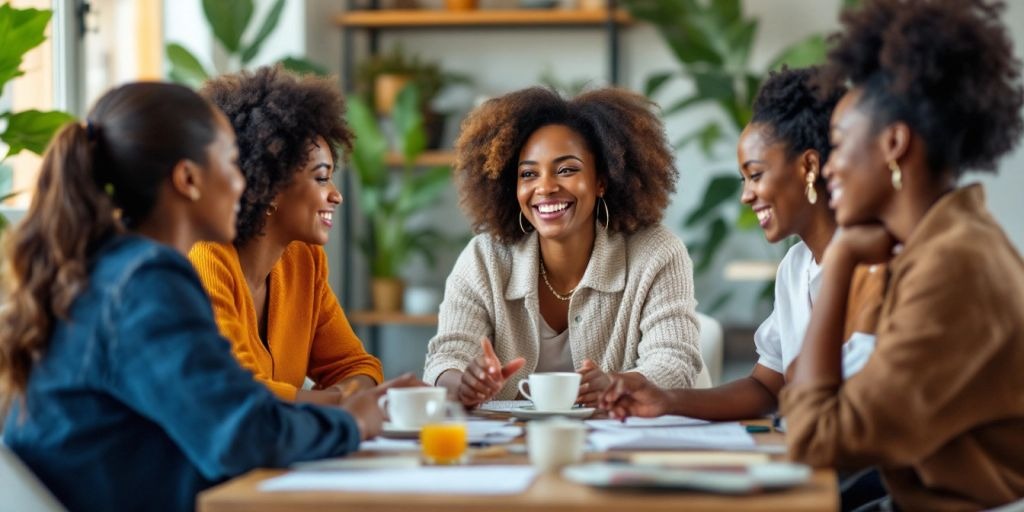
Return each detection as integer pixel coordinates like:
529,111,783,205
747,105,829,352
456,337,617,408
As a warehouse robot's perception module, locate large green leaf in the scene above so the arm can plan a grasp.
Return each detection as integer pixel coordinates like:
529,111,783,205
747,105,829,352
392,84,426,165
684,174,741,228
345,96,387,191
202,0,253,53
241,0,285,64
1,110,76,159
279,57,327,76
674,121,724,159
396,165,449,217
166,43,210,88
768,34,828,71
708,0,741,25
736,206,760,230
643,70,676,98
694,217,729,273
0,5,52,93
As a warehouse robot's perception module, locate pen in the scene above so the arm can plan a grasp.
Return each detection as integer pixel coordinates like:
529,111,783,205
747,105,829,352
745,425,771,434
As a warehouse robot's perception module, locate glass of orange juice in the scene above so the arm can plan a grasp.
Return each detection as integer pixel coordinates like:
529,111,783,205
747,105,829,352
420,401,468,465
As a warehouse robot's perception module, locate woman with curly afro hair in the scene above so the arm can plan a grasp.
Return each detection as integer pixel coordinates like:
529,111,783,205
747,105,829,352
779,1,1024,509
423,87,704,408
189,66,384,405
601,66,890,419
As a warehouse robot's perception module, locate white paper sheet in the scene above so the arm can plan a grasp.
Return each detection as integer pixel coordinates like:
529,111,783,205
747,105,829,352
478,400,532,412
587,422,756,452
586,415,709,430
260,466,538,494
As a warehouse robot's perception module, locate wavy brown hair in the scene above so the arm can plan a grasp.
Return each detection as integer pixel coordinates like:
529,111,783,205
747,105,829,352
200,65,354,246
0,83,220,412
454,87,678,244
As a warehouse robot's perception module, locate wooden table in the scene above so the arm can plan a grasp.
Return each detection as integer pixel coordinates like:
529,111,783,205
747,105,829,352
198,420,838,512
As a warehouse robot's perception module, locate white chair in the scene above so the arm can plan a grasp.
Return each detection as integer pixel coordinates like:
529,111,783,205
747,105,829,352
0,443,65,512
695,312,724,388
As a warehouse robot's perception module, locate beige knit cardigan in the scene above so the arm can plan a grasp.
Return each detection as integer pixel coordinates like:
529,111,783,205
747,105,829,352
423,224,703,399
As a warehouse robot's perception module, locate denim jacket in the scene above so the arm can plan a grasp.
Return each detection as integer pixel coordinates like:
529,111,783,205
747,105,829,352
3,235,360,512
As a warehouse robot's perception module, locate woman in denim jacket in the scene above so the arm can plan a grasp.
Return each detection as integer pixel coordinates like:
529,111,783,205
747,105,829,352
0,83,415,512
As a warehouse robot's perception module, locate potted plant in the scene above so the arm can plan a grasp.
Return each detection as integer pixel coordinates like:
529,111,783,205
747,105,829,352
165,0,326,89
0,4,76,232
621,0,856,312
346,83,452,312
355,45,470,148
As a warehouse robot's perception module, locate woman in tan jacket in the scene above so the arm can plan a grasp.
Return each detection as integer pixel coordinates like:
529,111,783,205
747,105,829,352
782,0,1024,509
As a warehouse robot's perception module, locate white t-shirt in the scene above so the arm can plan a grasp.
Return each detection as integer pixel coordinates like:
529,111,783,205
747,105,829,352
753,241,876,379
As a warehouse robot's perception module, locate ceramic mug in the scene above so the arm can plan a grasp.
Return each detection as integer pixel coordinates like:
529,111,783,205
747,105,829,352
527,418,587,471
377,387,447,428
517,372,581,412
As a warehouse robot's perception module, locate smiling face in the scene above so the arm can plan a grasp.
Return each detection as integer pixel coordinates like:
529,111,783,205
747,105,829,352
516,124,605,242
737,123,823,244
194,112,245,243
824,89,893,227
267,135,341,245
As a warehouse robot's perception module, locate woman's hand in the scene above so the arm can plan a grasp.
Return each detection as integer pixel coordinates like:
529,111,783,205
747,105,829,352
576,359,611,407
828,225,898,266
341,373,424,441
599,373,672,419
457,337,525,408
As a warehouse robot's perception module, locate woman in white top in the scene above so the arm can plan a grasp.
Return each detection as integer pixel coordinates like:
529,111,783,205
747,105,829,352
424,87,703,408
601,67,876,420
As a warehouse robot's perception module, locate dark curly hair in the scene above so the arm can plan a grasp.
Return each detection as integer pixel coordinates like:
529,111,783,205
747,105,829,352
752,66,845,166
200,65,354,245
821,0,1023,176
454,87,678,244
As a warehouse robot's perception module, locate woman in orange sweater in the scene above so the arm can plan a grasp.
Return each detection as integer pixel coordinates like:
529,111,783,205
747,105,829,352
189,66,383,404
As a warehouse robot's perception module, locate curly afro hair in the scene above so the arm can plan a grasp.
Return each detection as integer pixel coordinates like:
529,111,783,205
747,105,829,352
821,0,1023,176
200,65,353,245
454,87,678,244
752,66,845,166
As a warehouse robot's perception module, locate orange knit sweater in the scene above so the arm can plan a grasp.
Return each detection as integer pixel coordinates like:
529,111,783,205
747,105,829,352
188,241,382,400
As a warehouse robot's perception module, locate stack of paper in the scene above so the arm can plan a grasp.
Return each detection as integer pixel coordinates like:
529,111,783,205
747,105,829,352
587,422,756,452
260,466,538,494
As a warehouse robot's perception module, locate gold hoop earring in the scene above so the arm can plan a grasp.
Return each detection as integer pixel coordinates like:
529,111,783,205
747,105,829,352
518,211,532,234
597,196,610,232
266,204,277,216
889,161,903,191
805,172,818,205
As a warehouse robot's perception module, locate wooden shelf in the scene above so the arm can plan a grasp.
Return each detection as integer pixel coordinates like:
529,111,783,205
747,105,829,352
348,311,439,326
384,150,455,167
335,9,631,28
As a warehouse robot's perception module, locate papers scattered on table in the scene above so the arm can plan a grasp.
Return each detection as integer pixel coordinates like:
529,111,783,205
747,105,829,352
587,422,756,452
293,455,420,471
479,400,532,412
468,421,522,444
260,466,538,495
629,451,770,467
586,415,709,430
358,437,420,452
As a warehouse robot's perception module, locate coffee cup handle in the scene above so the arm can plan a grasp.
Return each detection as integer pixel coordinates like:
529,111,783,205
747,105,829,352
517,379,532,400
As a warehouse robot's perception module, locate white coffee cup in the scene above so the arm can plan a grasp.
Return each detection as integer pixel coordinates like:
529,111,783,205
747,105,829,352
377,387,447,428
517,372,581,412
527,418,587,471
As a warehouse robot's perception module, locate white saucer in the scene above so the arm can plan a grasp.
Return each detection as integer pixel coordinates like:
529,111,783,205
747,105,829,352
509,406,595,420
381,422,421,439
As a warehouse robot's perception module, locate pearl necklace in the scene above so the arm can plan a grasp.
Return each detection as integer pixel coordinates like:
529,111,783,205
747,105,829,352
540,261,575,301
